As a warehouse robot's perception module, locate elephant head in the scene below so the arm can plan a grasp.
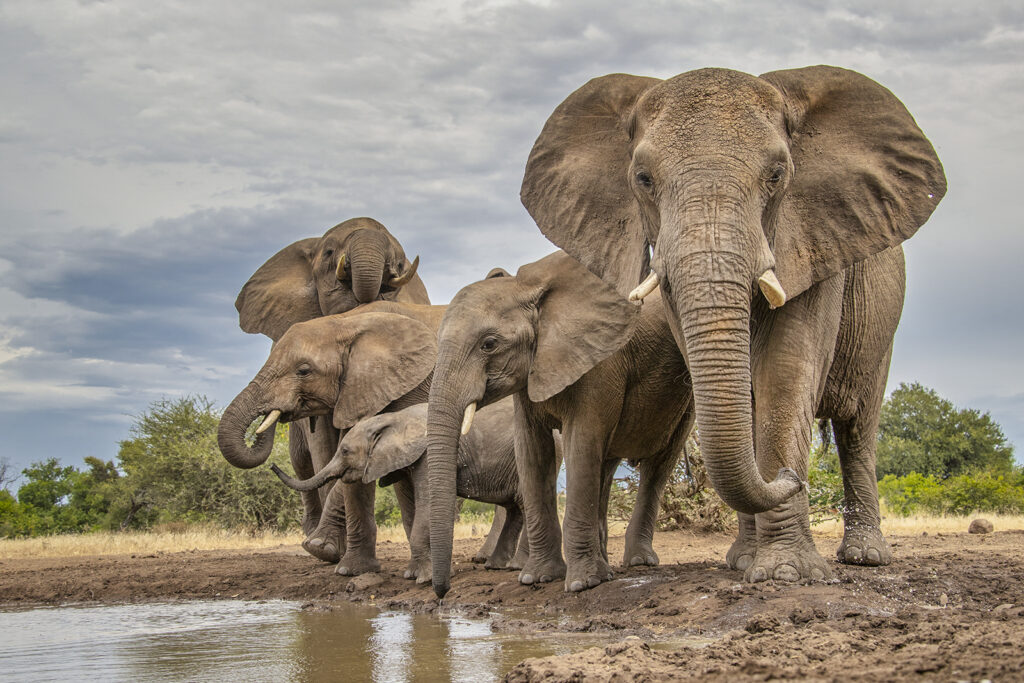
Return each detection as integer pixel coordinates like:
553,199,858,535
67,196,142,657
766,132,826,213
235,217,427,341
521,66,945,515
428,251,646,597
217,312,437,469
273,404,430,491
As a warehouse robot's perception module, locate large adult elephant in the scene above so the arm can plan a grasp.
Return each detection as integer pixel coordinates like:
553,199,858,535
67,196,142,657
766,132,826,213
520,66,946,582
227,217,429,552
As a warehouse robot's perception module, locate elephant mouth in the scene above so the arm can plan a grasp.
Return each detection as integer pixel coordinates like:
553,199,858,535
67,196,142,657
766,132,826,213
341,469,362,484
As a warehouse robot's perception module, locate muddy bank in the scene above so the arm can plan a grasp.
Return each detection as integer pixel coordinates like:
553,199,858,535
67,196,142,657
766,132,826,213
2,530,1022,681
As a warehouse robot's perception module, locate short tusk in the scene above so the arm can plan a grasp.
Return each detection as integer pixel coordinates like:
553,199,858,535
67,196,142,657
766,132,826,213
255,409,281,435
388,255,420,289
460,402,477,435
335,253,348,282
758,269,787,309
628,271,660,303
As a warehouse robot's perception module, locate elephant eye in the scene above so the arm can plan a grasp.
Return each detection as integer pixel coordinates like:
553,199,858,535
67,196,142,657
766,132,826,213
635,171,654,191
323,249,334,258
766,165,785,191
296,364,312,378
480,336,499,353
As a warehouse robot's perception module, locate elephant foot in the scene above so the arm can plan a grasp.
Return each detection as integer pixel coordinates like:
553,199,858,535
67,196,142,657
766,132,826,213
484,546,517,570
565,554,614,593
405,557,431,582
301,511,322,538
744,539,831,584
518,556,566,586
726,537,757,572
623,541,659,568
336,551,381,577
838,525,892,566
302,531,343,564
507,547,529,571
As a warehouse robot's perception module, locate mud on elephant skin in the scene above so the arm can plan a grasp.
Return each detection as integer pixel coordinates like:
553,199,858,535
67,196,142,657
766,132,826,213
521,66,946,582
428,251,720,597
275,400,535,585
231,217,430,555
218,310,437,574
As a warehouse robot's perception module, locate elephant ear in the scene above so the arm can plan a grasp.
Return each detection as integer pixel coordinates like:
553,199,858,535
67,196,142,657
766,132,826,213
362,419,429,484
521,73,661,298
235,237,322,341
485,267,511,279
517,252,640,403
760,66,947,299
332,313,437,430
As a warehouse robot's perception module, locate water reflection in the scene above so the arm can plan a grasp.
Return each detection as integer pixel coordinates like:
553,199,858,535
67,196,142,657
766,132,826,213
0,600,612,682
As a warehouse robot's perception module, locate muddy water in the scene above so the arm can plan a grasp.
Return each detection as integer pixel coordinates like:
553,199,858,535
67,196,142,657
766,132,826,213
0,600,607,682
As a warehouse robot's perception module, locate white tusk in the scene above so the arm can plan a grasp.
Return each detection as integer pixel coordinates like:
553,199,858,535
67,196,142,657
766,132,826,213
758,269,787,309
255,409,281,435
628,271,660,303
460,402,477,435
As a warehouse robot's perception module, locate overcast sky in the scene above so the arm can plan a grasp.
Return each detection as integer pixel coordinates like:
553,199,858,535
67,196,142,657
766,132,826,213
1,0,1021,478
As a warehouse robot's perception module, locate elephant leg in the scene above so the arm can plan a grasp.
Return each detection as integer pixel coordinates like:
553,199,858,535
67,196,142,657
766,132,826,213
508,507,530,570
336,481,381,576
406,467,432,582
597,458,619,562
289,422,322,537
515,399,565,586
746,275,844,583
624,445,679,568
392,478,420,578
726,513,758,571
474,505,505,564
561,425,615,593
303,482,346,563
485,504,524,570
833,403,892,566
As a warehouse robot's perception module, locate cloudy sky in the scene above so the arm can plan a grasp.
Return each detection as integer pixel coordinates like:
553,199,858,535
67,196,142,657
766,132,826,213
1,0,1021,477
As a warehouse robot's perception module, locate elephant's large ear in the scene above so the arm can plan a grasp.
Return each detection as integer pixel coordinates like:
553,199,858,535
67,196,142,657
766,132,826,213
760,66,946,299
521,74,661,298
332,313,437,430
517,252,640,403
362,419,429,484
235,238,323,341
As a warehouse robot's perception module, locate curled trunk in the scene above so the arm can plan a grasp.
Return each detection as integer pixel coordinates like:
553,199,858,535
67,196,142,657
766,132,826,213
348,229,388,303
271,460,342,491
217,383,275,469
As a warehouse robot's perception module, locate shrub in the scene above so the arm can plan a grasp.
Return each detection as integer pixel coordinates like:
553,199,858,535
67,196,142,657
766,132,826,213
879,471,1024,516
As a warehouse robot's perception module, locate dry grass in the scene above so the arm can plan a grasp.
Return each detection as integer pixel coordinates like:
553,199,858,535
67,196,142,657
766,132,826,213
0,520,497,559
811,511,1024,537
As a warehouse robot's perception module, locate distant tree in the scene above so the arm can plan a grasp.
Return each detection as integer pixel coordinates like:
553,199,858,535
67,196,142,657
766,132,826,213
0,457,17,491
876,383,1015,479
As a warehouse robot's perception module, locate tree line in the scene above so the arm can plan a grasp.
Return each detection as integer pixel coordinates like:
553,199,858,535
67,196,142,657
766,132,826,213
1,383,1020,538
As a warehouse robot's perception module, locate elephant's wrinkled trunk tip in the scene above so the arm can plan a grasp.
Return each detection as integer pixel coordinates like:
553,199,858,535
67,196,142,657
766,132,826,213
255,410,281,435
270,463,337,492
758,269,787,309
389,255,420,289
460,402,477,435
336,253,348,282
629,271,660,303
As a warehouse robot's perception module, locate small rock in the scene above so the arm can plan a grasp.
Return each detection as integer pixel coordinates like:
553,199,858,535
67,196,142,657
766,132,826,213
968,518,993,534
994,603,1014,612
745,614,781,634
939,593,948,607
346,573,385,592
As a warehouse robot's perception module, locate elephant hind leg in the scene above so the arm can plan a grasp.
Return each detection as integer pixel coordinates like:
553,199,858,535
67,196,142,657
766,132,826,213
474,505,505,563
624,441,683,568
484,504,523,569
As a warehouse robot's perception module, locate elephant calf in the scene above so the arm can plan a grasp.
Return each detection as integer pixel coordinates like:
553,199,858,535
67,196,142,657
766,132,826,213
275,400,531,584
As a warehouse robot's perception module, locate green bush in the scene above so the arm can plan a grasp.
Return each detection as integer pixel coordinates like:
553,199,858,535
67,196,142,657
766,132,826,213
879,471,1024,516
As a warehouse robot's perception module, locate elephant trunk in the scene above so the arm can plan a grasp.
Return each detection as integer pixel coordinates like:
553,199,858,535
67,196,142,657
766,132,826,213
348,229,389,303
661,211,801,515
271,458,342,491
426,363,474,599
217,382,275,470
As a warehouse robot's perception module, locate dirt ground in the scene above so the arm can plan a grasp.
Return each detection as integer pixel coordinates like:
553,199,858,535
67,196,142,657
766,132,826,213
2,529,1022,681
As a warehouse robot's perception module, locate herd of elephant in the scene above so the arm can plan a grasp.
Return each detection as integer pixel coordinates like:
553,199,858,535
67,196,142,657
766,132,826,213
216,65,946,599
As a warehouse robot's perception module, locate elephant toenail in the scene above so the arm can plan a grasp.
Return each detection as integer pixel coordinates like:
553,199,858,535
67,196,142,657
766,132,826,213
750,567,768,582
588,575,601,588
569,580,585,592
736,555,753,571
810,568,825,581
520,573,534,585
539,574,552,583
866,548,881,564
774,565,799,582
404,570,414,579
630,555,643,566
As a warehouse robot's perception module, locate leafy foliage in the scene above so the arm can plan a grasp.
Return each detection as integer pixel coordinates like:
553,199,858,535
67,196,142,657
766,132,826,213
879,471,1024,516
808,420,845,523
876,383,1015,479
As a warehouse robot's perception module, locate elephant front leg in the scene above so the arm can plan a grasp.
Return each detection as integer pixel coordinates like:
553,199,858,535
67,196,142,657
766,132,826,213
336,481,382,576
508,517,529,570
624,448,678,568
562,430,614,592
514,400,565,586
484,504,523,570
289,422,322,536
833,412,891,567
746,493,830,583
474,506,505,564
304,483,346,563
726,513,757,571
405,470,432,583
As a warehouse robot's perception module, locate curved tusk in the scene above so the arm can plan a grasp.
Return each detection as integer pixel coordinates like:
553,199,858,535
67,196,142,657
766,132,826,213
758,269,787,309
628,271,660,303
388,255,420,289
460,402,477,436
335,253,348,282
255,409,281,435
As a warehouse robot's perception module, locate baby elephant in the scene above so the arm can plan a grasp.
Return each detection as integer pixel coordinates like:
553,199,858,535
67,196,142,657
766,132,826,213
275,399,528,584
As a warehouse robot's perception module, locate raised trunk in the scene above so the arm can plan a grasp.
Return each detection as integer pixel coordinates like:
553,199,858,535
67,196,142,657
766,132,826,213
349,229,388,303
217,382,275,469
426,371,468,598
